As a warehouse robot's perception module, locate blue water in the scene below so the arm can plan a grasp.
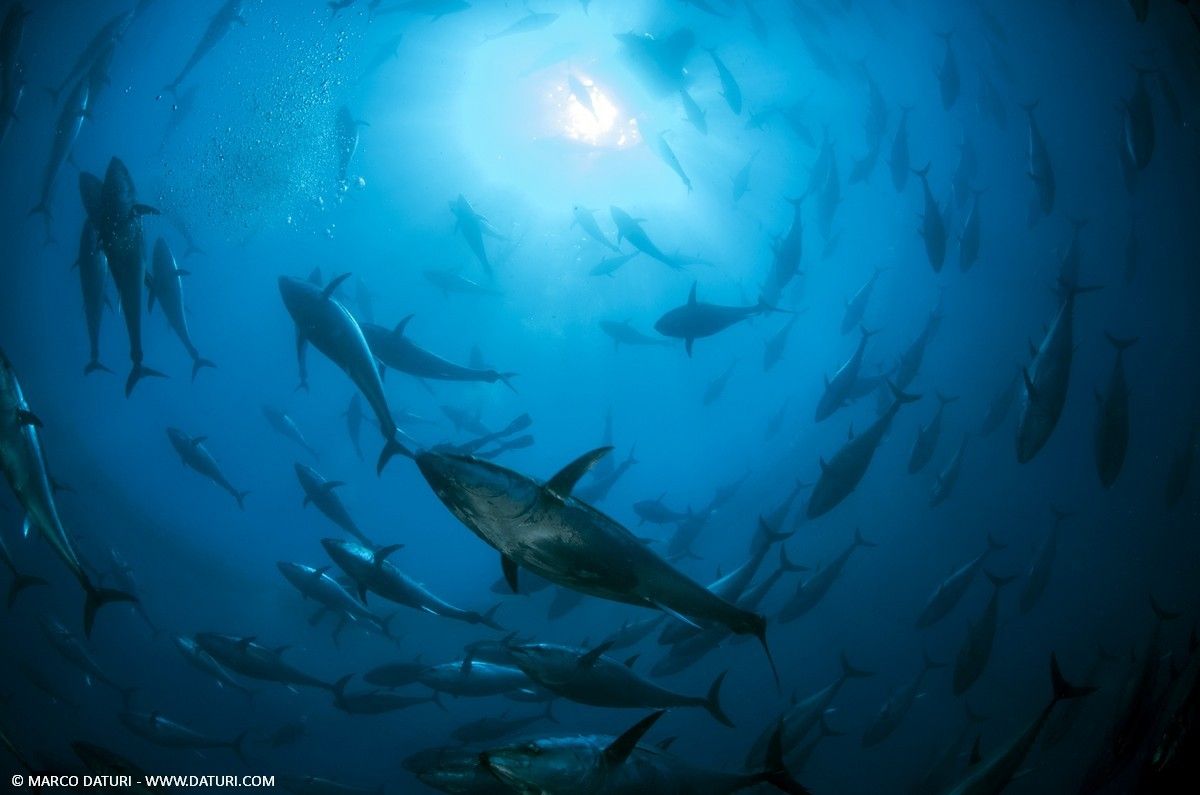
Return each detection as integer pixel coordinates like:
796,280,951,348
1,0,1198,792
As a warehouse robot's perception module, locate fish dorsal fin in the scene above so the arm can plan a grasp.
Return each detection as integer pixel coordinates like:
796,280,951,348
687,282,698,305
603,710,665,768
393,314,414,337
321,480,345,492
311,566,331,580
545,447,614,497
237,636,256,651
373,544,404,567
624,653,640,668
16,410,43,427
501,554,519,593
578,640,615,669
191,436,208,446
322,273,352,300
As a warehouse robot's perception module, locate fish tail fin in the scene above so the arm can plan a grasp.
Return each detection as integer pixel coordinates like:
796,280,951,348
7,573,48,608
231,730,251,764
376,435,413,475
163,81,179,96
497,372,519,393
28,201,52,224
757,719,812,794
885,379,921,404
923,649,947,671
234,490,250,510
332,674,352,702
477,603,504,630
1150,594,1181,622
1019,99,1039,114
840,650,873,679
184,241,205,258
124,364,167,397
82,582,137,638
752,616,781,691
853,527,879,548
1104,332,1138,352
191,357,216,381
83,360,114,376
1050,653,1096,704
985,532,1007,553
936,391,959,405
984,570,1017,590
911,162,931,179
705,670,735,727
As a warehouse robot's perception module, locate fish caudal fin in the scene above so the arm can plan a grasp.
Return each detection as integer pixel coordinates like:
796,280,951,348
758,720,812,794
191,358,217,382
84,360,113,376
705,670,735,727
82,583,138,638
234,491,250,510
7,573,48,608
1049,653,1096,704
376,436,413,475
125,364,167,397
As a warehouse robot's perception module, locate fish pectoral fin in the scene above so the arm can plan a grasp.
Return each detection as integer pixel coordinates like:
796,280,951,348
603,711,666,768
501,554,520,594
545,447,614,497
15,409,43,428
653,601,703,630
577,640,615,669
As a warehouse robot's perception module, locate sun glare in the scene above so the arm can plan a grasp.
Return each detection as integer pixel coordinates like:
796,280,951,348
555,75,639,149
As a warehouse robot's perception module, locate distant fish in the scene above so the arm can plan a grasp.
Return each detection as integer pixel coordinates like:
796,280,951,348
706,48,741,114
614,30,694,98
808,383,921,518
652,132,693,191
567,73,596,118
451,703,557,745
0,528,46,608
146,238,215,381
483,10,559,41
166,427,249,509
978,368,1020,436
778,529,877,621
194,633,335,691
908,392,958,474
29,77,90,241
507,642,735,726
1123,67,1155,170
331,675,440,715
75,220,112,376
1021,101,1055,217
861,652,946,748
655,282,782,357
678,88,707,135
951,571,1014,694
762,198,804,305
915,534,1005,628
572,205,619,251
363,317,516,389
449,194,505,275
889,106,914,192
929,435,969,508
334,106,367,191
958,189,984,271
296,464,371,546
423,268,501,297
375,0,470,21
261,405,317,460
120,710,247,761
278,272,412,474
1016,284,1098,463
815,327,879,422
1094,333,1138,488
163,0,247,94
976,68,1007,130
277,561,394,639
48,11,131,105
1164,422,1198,508
731,150,759,202
589,251,639,278
702,359,738,406
841,267,886,334
1018,506,1072,615
912,164,947,272
763,315,799,372
610,207,679,269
